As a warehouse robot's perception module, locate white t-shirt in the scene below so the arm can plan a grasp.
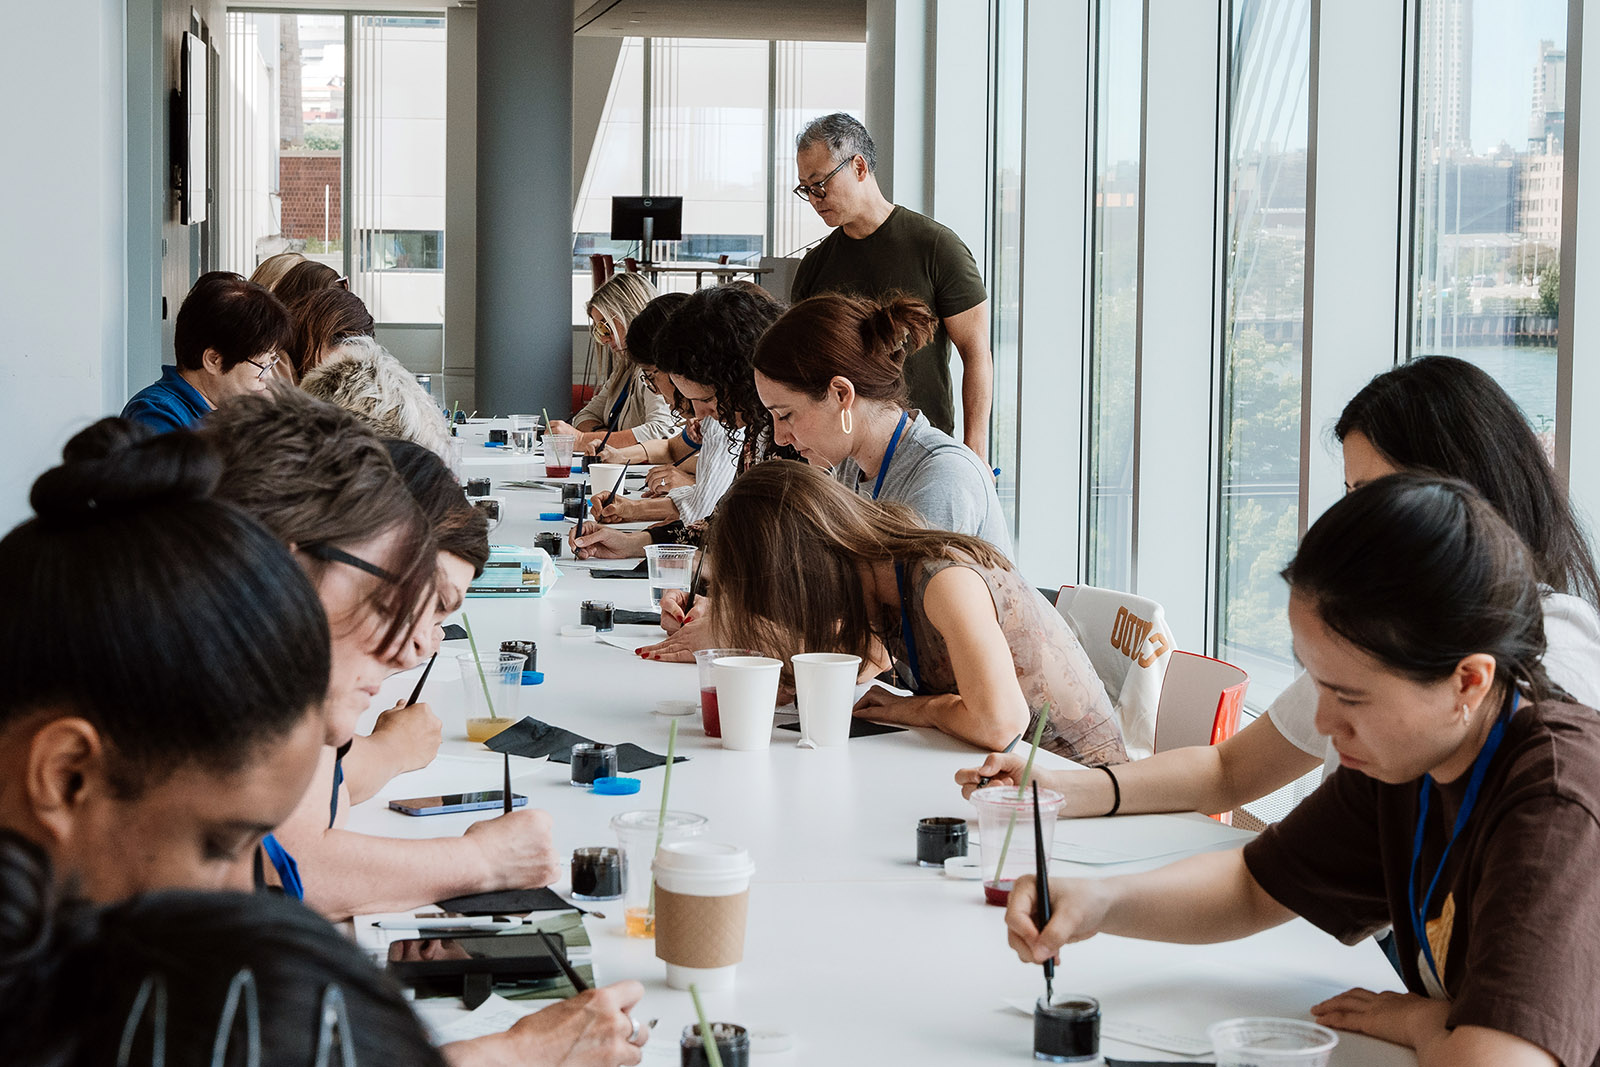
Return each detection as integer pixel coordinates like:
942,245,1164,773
1268,590,1600,780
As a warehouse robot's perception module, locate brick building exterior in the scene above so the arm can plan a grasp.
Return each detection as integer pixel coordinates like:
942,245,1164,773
279,151,342,241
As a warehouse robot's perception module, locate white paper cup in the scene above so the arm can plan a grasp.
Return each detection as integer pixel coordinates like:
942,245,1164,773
792,653,861,747
587,463,627,500
653,841,755,991
712,656,782,750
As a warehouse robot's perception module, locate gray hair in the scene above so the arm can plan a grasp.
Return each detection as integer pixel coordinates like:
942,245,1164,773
795,112,876,173
299,336,452,458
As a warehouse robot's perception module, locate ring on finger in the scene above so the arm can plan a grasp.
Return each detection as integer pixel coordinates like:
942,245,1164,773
627,1014,643,1044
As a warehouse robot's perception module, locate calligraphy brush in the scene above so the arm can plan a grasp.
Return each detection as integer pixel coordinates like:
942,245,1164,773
503,753,513,815
405,651,438,708
536,929,589,992
682,548,705,615
977,730,1024,788
604,461,632,507
1032,780,1054,1004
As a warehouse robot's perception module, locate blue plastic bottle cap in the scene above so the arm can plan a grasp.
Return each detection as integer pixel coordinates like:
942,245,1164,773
520,670,545,685
591,776,641,795
484,441,506,448
540,512,564,521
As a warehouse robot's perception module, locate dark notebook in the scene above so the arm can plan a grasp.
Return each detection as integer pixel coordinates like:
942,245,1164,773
776,718,906,738
485,718,687,772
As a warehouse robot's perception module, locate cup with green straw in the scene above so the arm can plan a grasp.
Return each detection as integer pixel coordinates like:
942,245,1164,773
461,614,499,723
988,701,1052,891
645,719,679,920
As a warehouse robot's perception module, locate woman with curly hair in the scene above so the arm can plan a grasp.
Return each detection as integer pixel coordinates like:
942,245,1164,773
571,282,785,560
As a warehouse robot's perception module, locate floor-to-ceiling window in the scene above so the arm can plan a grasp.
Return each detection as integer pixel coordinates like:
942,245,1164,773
224,13,446,326
572,37,866,320
1084,0,1143,591
1409,0,1567,446
1215,0,1311,703
989,0,1025,527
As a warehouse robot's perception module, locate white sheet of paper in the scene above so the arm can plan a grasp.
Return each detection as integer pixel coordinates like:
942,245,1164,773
973,812,1251,866
599,633,657,654
428,993,553,1044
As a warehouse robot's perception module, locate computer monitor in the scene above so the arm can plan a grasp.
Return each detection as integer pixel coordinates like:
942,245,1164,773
610,196,683,247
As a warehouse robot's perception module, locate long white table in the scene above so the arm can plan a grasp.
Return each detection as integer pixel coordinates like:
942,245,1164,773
346,460,1413,1065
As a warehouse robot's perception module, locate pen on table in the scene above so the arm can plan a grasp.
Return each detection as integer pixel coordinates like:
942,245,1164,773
1032,780,1054,1005
405,651,438,708
977,731,1025,788
503,752,513,815
372,916,526,931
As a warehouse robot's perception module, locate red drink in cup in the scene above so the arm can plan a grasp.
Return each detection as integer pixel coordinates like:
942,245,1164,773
545,463,570,477
694,648,756,740
700,687,721,738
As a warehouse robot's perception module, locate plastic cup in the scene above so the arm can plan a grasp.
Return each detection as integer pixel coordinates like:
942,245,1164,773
969,784,1064,905
713,656,782,751
1208,1019,1338,1067
610,810,709,939
653,841,755,990
544,433,575,477
457,652,525,742
509,414,539,455
645,543,696,612
791,653,861,746
587,462,627,502
694,648,757,738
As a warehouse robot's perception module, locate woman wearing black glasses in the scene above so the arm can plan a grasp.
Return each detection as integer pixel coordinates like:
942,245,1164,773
120,271,291,433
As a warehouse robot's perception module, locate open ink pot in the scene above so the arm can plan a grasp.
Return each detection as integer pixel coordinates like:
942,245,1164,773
916,817,968,867
580,600,615,632
1034,995,1099,1063
680,1023,749,1067
465,477,492,497
569,846,623,901
534,531,562,558
570,743,618,787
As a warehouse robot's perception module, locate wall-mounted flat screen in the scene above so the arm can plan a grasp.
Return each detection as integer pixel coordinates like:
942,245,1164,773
181,30,207,225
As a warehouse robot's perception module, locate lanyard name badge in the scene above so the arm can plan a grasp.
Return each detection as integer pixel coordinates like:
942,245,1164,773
893,560,921,692
870,410,911,501
1407,691,1521,989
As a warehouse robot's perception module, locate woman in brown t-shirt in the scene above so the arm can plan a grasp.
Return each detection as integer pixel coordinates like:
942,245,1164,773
1004,474,1600,1067
702,460,1125,765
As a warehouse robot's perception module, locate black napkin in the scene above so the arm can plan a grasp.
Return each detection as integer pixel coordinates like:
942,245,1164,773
485,718,591,760
776,718,907,738
435,887,572,916
612,609,661,626
486,718,687,772
441,623,468,641
547,742,687,774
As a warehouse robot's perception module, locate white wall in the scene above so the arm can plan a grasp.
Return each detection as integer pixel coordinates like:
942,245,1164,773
0,0,127,531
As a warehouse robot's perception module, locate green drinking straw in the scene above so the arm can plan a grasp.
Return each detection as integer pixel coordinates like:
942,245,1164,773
541,407,551,433
646,719,680,916
461,613,499,721
990,701,1052,887
689,984,725,1067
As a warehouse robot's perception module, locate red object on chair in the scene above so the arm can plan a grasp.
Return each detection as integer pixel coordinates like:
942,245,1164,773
1152,651,1248,752
589,254,615,291
623,257,640,273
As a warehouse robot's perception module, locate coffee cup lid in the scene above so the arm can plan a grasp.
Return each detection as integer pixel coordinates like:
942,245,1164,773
943,855,985,880
653,840,755,878
592,776,641,795
561,624,597,638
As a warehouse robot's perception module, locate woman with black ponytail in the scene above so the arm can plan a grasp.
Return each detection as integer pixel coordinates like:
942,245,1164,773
0,420,331,900
1005,475,1600,1067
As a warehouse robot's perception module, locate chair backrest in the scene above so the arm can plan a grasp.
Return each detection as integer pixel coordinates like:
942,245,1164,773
588,254,609,292
1055,584,1177,759
624,256,640,273
1152,651,1249,753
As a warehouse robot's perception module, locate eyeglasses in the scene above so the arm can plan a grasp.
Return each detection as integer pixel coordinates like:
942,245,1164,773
244,353,281,381
640,366,658,388
591,318,614,341
793,156,854,202
300,542,396,582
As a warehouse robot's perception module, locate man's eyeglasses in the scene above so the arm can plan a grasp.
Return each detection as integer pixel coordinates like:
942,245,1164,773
793,156,855,202
244,353,281,381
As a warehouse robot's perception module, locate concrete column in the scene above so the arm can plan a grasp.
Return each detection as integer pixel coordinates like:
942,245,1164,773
864,0,933,212
475,0,572,414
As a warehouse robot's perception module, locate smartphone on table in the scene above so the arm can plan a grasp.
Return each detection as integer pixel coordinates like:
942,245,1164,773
388,791,527,817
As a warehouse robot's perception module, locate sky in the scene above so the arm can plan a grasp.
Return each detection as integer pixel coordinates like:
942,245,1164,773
1469,0,1568,152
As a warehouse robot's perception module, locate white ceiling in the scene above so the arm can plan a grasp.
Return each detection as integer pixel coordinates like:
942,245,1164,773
231,1,867,42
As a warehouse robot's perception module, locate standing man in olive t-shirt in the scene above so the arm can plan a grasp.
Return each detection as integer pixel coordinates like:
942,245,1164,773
789,113,993,461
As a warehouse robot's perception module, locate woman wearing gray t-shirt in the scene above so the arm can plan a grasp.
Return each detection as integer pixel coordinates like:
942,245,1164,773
752,293,1013,559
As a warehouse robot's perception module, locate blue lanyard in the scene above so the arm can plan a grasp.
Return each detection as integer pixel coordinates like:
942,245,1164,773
607,381,632,428
870,410,911,501
1407,691,1520,988
893,561,921,691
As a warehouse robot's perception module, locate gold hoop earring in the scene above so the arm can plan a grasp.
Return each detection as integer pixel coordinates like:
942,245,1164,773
841,408,853,435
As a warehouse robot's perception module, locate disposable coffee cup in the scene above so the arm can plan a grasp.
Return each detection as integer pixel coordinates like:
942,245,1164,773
791,653,861,747
712,656,782,751
587,463,627,500
653,841,755,991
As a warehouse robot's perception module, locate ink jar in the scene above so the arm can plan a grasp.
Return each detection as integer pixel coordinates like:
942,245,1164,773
1034,995,1100,1063
570,743,619,787
916,817,969,867
500,640,537,675
569,846,624,900
465,477,492,497
580,600,615,632
680,1023,749,1067
534,531,563,558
